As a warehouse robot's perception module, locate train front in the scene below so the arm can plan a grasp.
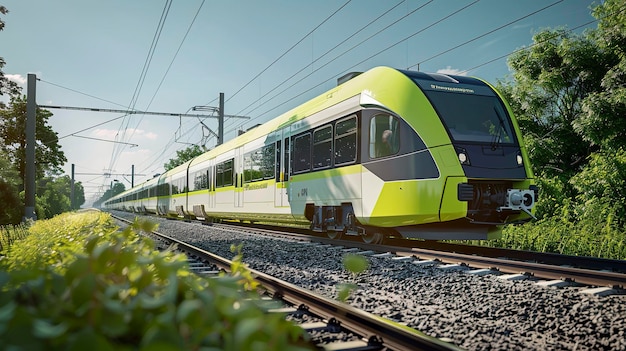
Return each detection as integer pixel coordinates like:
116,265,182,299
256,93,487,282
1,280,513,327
382,70,537,240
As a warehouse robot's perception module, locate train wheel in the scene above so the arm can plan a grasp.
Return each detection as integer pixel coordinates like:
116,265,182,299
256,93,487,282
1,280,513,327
327,229,342,240
362,227,386,244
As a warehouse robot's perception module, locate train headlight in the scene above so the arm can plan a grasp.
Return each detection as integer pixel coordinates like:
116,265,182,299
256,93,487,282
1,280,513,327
516,152,523,166
455,146,470,165
459,152,468,164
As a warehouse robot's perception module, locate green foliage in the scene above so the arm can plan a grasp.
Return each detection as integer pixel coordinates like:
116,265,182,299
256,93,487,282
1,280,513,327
0,150,22,224
0,224,29,255
570,149,626,224
229,243,260,291
1,6,21,99
0,212,311,350
0,96,67,184
498,199,626,260
163,144,205,171
492,0,626,260
93,182,126,209
337,254,369,302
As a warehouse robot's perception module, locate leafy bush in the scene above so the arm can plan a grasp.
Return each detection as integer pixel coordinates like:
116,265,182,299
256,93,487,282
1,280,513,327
0,212,311,350
497,199,626,259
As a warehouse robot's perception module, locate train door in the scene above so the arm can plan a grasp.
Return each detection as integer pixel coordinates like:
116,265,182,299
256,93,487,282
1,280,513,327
275,129,290,207
235,147,244,207
208,160,216,209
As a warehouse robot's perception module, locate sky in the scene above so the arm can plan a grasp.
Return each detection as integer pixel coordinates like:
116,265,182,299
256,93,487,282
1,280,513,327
1,0,599,206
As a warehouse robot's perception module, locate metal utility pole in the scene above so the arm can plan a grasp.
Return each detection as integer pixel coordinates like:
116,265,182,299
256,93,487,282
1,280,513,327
218,92,224,145
70,164,75,210
192,92,248,147
24,74,37,221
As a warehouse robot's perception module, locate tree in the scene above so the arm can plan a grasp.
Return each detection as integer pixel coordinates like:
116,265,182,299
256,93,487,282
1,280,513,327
93,181,125,208
0,6,20,102
0,96,67,189
498,0,626,225
0,150,21,224
163,144,205,171
573,0,626,150
36,177,71,219
32,176,86,219
499,28,611,179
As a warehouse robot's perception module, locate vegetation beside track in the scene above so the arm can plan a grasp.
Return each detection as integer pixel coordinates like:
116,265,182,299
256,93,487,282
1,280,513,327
0,211,311,350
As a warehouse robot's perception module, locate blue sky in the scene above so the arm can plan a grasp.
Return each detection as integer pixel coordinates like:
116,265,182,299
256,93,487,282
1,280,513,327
1,0,597,205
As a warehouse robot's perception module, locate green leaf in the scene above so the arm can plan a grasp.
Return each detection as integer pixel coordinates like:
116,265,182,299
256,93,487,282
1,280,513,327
33,318,68,338
343,254,368,274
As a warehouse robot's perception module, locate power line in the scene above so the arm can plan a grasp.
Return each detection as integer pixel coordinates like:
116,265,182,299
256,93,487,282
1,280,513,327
222,0,352,105
232,0,406,119
127,0,206,160
228,0,476,135
109,0,173,177
37,79,130,109
408,0,564,70
226,0,434,135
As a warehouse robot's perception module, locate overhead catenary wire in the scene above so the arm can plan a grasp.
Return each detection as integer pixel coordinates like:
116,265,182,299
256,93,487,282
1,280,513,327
227,0,475,135
225,0,434,135
108,0,173,176
125,0,206,155
221,0,352,106
408,0,564,70
231,0,406,120
226,0,597,139
38,2,604,197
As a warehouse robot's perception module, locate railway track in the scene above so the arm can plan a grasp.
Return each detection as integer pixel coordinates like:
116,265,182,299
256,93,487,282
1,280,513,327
204,220,626,292
112,214,460,351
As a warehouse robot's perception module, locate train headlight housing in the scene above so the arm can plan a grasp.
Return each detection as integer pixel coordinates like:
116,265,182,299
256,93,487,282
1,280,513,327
455,147,470,165
516,151,523,166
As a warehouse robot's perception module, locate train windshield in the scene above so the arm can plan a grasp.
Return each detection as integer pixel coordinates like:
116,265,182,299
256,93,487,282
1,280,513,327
402,71,517,145
426,91,516,145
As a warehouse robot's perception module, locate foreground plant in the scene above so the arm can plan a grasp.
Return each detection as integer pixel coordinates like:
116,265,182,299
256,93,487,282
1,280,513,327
0,212,311,350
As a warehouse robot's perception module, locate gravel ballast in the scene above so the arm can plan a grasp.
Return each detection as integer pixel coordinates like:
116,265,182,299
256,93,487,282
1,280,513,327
115,212,626,351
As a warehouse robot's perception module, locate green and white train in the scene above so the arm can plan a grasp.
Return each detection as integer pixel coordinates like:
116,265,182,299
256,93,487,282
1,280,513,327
104,66,537,243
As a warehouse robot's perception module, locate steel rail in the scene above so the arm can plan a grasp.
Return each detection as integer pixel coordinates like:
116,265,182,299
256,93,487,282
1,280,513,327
139,217,626,289
396,240,626,273
113,216,462,351
341,240,626,289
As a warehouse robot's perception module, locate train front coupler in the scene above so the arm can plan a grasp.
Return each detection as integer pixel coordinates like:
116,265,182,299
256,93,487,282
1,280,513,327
497,189,537,220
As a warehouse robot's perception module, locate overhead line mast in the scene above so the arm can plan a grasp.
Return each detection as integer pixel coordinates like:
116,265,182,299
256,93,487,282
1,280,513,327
25,75,249,221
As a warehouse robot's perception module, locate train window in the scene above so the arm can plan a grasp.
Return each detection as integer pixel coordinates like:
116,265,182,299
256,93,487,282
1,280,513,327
293,133,311,173
216,159,234,188
157,182,170,197
191,168,209,191
244,144,275,183
335,115,357,165
369,114,400,158
313,125,333,170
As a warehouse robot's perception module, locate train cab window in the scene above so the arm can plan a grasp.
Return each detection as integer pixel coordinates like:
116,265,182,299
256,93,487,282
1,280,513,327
335,115,357,165
313,125,332,170
369,114,400,158
293,133,311,173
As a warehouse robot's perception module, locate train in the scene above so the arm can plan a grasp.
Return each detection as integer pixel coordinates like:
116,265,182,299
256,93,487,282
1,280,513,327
103,66,537,243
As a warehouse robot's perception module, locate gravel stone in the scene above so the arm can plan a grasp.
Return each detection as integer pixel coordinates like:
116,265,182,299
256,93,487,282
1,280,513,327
114,212,626,351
